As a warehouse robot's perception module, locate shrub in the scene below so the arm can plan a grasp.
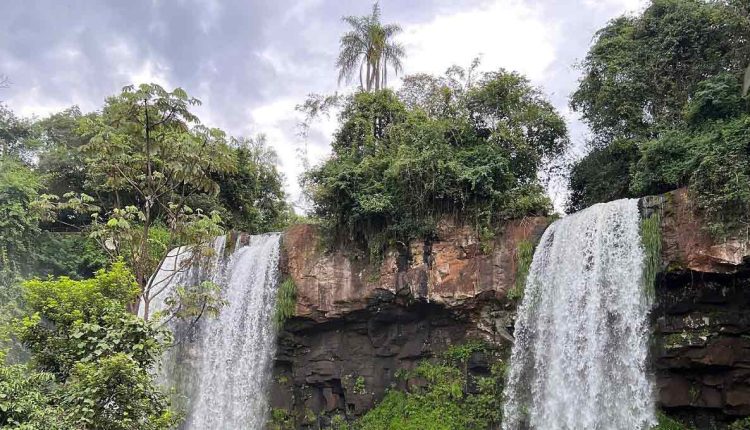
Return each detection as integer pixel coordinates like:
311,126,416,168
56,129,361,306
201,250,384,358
307,70,568,256
274,278,297,327
356,341,504,430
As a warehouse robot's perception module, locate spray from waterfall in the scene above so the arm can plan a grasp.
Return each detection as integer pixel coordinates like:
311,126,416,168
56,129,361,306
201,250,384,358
502,199,655,430
148,233,282,430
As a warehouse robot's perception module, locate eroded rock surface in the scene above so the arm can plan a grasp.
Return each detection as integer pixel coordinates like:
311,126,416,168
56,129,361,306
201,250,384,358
282,218,548,321
644,189,750,274
271,218,547,426
646,189,750,428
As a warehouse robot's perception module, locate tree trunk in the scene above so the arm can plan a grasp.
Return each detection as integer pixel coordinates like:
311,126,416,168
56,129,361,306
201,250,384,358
359,62,365,91
366,60,372,91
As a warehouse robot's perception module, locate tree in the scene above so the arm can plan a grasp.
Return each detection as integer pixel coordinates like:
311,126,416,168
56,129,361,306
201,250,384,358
35,107,92,199
307,69,568,256
79,84,235,319
336,2,405,91
567,0,750,211
0,157,43,275
570,0,750,145
567,140,640,213
213,135,292,233
0,104,34,160
2,262,178,429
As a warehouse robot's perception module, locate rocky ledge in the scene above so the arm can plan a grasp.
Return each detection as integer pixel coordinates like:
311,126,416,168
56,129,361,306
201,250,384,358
270,217,547,426
646,189,750,428
269,188,750,428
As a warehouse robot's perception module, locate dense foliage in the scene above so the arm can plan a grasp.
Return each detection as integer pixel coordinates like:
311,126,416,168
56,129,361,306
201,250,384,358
0,83,292,427
356,341,505,430
0,263,177,429
567,0,750,236
307,68,568,256
0,84,291,320
570,0,750,145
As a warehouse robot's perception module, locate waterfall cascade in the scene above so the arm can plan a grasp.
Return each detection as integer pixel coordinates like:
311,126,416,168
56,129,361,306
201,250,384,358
502,199,655,430
148,233,282,430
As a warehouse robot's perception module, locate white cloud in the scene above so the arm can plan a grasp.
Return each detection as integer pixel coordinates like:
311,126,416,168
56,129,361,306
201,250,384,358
400,0,558,83
583,0,648,14
106,39,171,88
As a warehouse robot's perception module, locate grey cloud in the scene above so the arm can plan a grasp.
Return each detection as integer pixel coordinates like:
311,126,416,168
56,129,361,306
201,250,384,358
1,0,640,207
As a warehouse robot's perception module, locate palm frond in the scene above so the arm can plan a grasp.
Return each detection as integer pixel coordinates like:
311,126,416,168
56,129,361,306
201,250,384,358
382,23,402,37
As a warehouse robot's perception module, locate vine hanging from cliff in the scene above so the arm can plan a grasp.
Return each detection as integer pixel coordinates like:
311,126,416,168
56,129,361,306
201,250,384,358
641,208,662,300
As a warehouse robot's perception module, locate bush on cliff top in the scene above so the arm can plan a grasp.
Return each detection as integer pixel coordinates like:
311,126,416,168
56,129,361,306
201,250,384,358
567,0,750,236
305,67,568,257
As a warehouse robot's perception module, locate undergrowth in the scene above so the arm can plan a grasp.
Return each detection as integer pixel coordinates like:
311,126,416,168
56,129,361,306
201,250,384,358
274,278,297,328
651,412,691,430
508,240,534,301
641,210,662,300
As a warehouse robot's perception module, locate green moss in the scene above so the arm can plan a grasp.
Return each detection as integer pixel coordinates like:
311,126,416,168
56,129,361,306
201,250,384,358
479,226,496,255
274,278,297,328
356,341,505,430
508,240,535,301
269,408,296,430
641,210,662,299
330,414,350,429
652,412,692,430
354,376,366,395
729,417,750,430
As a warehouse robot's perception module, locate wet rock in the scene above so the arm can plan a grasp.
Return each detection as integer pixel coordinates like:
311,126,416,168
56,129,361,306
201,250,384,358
270,217,548,425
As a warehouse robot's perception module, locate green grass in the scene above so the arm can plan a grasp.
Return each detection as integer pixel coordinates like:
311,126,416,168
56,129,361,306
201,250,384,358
641,211,662,300
508,240,534,301
274,278,297,328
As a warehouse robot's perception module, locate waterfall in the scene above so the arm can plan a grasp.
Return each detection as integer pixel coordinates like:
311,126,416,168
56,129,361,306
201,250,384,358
148,233,282,430
502,199,655,430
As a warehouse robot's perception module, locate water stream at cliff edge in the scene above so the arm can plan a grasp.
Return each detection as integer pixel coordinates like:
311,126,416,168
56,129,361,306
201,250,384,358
148,233,281,430
502,199,655,430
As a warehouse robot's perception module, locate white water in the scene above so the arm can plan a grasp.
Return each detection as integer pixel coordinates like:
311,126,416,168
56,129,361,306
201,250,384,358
149,233,282,430
502,199,655,430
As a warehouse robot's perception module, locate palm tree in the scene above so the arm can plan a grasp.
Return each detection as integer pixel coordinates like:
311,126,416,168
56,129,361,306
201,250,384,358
336,2,405,92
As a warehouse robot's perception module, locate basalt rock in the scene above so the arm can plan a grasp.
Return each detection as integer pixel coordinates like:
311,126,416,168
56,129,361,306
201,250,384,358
269,189,750,428
270,218,548,426
645,188,750,428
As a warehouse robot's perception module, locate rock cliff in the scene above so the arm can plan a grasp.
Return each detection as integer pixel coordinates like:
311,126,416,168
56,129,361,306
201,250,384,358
647,189,750,429
270,189,750,428
270,218,548,427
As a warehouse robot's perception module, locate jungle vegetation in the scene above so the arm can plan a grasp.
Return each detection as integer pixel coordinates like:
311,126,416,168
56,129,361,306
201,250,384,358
567,0,750,237
1,0,750,428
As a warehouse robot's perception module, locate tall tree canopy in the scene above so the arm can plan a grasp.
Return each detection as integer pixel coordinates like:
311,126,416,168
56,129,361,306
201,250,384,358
336,2,405,91
567,0,750,215
307,67,568,257
570,0,750,146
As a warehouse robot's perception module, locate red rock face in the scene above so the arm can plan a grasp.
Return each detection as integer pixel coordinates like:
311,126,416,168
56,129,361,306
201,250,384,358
649,188,750,426
659,188,750,273
281,217,549,322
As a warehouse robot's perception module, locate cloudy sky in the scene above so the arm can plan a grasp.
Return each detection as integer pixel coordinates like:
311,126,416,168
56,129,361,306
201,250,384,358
0,0,646,210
